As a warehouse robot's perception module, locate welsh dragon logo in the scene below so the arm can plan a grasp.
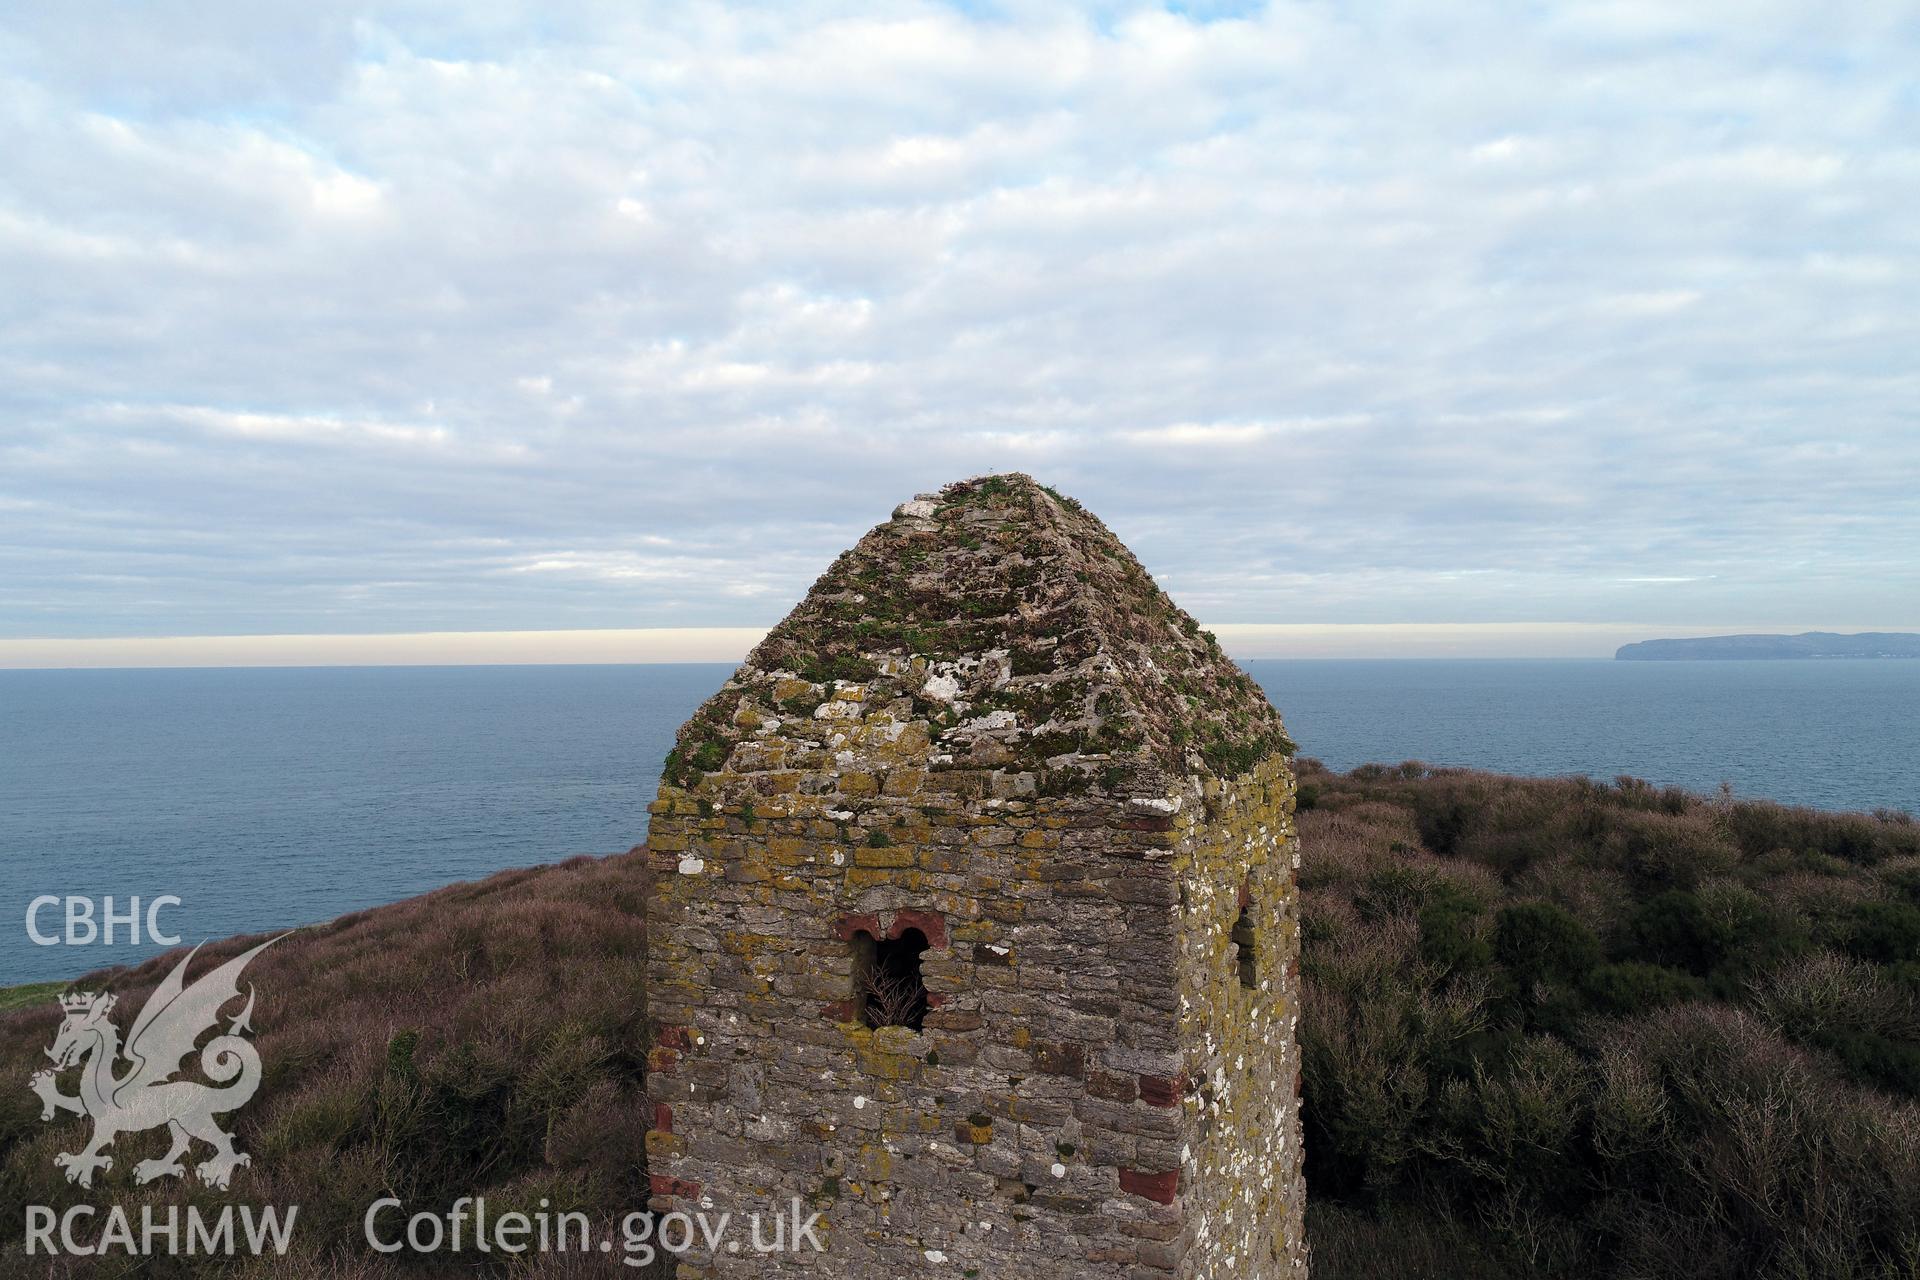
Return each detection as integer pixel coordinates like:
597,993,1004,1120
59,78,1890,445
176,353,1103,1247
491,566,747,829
29,935,284,1190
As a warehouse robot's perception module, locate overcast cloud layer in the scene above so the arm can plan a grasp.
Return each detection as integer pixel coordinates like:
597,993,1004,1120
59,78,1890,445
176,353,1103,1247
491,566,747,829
3,1,1917,643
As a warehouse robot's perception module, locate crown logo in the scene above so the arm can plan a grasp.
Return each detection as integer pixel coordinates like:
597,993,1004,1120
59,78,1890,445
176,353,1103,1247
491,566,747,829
59,991,108,1015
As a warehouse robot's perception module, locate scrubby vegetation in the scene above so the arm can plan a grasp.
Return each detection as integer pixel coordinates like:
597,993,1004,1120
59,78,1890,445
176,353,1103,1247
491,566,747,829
0,854,660,1278
7,759,1917,1278
1298,761,1920,1280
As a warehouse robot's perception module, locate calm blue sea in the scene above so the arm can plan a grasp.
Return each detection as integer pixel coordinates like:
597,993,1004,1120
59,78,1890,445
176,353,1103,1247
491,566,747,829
2,659,1915,985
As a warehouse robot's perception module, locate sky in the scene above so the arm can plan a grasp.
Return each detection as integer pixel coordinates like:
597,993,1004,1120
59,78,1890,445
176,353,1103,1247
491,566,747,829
2,1,1917,664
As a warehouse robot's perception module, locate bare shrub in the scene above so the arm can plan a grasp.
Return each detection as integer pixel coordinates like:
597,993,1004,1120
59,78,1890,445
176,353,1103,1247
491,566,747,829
1300,893,1360,950
1302,906,1492,1198
1307,1200,1519,1280
1876,854,1920,904
1728,801,1920,866
861,962,925,1029
1591,1042,1671,1163
1299,804,1423,891
1509,860,1633,934
1597,808,1740,891
1421,1036,1589,1190
1769,870,1876,919
1748,950,1920,1044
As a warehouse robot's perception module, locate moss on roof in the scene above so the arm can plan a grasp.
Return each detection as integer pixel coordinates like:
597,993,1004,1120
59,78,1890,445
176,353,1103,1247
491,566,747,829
663,473,1293,798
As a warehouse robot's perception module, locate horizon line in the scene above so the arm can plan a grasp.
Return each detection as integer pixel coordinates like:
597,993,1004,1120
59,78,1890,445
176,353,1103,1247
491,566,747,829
2,622,1912,670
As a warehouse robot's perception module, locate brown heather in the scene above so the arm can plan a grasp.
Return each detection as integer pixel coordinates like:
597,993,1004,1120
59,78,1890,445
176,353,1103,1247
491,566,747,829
0,852,661,1279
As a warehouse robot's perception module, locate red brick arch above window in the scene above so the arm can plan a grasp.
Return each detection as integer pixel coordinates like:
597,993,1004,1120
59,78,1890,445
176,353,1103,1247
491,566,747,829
831,909,947,949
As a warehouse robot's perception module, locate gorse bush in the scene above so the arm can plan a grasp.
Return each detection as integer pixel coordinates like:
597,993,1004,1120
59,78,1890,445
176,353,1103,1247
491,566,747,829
1583,961,1704,1014
1494,902,1601,984
1298,761,1920,1280
1846,901,1920,964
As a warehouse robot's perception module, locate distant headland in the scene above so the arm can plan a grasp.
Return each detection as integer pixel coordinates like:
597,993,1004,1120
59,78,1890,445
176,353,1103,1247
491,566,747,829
1616,631,1920,660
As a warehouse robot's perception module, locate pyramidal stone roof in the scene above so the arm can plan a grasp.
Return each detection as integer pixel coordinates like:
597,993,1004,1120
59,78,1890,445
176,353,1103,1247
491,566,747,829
661,473,1293,805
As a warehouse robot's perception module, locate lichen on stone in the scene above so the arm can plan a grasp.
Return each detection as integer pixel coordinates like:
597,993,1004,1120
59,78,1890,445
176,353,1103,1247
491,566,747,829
660,472,1295,801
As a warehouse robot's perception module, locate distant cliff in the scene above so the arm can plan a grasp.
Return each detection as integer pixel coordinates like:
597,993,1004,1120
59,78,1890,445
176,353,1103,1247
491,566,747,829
1616,631,1920,660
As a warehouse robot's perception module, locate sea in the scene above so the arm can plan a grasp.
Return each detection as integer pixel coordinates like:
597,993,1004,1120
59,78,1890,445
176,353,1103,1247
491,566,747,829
3,659,1916,986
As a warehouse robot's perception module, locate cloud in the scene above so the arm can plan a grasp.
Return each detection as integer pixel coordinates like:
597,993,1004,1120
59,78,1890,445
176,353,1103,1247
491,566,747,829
1123,422,1266,448
1,1,1917,642
1594,290,1702,316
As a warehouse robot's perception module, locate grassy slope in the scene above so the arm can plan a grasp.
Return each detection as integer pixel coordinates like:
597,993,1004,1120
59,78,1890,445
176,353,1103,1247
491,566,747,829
0,984,63,1016
1295,761,1920,1280
4,767,1917,1278
0,852,655,1278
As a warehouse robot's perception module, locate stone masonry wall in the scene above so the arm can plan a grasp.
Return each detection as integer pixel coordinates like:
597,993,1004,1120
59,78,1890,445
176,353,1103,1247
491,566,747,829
644,689,1302,1277
641,474,1306,1278
1173,756,1306,1277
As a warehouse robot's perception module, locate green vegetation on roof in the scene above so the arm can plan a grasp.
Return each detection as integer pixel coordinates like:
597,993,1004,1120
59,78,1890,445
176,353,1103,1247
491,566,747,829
660,473,1293,797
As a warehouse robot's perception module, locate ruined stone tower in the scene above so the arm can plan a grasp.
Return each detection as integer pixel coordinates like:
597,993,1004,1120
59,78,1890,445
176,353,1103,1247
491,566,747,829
644,474,1305,1278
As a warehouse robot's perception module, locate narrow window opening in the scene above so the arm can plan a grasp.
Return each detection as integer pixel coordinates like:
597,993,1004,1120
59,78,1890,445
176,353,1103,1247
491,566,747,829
853,927,929,1031
1232,904,1258,989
